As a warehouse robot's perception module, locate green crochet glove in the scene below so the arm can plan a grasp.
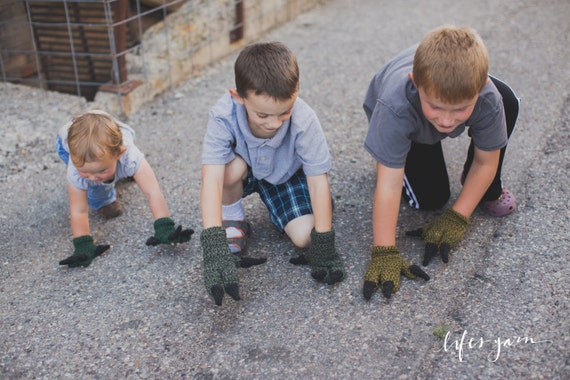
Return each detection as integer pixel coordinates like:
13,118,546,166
146,217,194,246
289,228,346,285
201,226,241,306
59,235,110,268
406,208,469,266
363,246,429,300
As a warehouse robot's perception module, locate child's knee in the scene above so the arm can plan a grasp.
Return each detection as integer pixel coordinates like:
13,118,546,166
284,214,314,248
224,156,248,187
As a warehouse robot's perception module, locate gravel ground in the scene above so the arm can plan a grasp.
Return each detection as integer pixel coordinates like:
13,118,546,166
1,0,569,379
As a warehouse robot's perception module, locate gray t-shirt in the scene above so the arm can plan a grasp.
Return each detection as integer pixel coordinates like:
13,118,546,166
202,92,331,185
57,120,144,190
363,45,508,168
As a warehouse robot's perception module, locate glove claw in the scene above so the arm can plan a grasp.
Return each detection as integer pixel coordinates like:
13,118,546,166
59,253,89,266
382,281,395,299
327,270,344,285
95,244,111,256
409,264,430,281
145,236,160,246
238,256,267,268
289,254,309,265
423,242,438,266
440,243,451,263
210,285,225,306
363,280,377,300
224,283,240,301
405,228,424,237
310,269,327,282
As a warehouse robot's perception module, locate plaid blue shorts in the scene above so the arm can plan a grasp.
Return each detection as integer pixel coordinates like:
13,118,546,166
243,167,313,232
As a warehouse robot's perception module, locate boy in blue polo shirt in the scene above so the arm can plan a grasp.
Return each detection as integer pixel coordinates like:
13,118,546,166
200,41,346,306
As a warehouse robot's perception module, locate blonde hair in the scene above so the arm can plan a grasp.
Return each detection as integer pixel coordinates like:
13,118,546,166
67,111,124,167
413,25,488,103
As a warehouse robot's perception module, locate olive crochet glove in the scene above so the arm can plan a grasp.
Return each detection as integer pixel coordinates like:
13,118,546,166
146,217,194,246
201,226,267,306
289,228,346,285
59,235,110,268
406,208,469,266
363,246,429,300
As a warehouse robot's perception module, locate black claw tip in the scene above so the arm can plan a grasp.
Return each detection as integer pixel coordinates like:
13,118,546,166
327,270,344,285
289,255,309,265
409,264,430,281
363,280,377,300
210,285,224,306
382,281,394,299
225,283,240,301
238,257,267,268
440,243,451,263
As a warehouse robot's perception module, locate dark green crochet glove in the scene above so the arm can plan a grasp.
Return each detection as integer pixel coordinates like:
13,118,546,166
59,235,110,268
289,228,346,285
363,246,429,300
200,226,267,306
146,217,194,246
200,226,239,306
406,208,469,266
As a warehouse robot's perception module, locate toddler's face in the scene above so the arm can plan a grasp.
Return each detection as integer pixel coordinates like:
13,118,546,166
418,87,478,134
75,154,118,183
233,90,296,139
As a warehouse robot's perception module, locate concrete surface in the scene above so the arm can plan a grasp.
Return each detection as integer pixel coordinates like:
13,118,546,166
1,0,568,379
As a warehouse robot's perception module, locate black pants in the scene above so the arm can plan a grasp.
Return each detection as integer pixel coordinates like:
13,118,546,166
402,76,520,210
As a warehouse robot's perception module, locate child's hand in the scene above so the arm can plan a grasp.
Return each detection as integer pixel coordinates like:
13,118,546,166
146,217,194,246
200,226,241,306
289,228,346,285
406,208,469,266
363,246,429,301
59,235,110,268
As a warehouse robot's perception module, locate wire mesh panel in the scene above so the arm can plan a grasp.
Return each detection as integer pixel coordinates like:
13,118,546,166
0,0,325,114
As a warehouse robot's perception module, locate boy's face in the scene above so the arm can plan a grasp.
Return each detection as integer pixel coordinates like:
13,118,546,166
417,87,478,134
75,154,119,183
230,89,296,139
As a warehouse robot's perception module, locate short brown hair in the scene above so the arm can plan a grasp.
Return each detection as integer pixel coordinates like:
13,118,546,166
67,111,124,167
234,41,299,100
413,25,488,103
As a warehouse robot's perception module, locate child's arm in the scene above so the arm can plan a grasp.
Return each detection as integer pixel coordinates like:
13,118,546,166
200,164,225,228
200,163,241,306
68,183,90,238
291,173,345,285
453,147,500,217
135,158,194,246
363,163,429,301
406,147,500,267
306,173,332,232
60,184,110,268
373,163,405,246
133,158,170,220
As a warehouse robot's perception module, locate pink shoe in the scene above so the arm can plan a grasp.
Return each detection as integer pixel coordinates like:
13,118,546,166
479,188,516,217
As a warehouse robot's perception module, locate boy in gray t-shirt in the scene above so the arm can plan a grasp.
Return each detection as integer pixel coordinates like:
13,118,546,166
361,26,519,302
200,42,346,306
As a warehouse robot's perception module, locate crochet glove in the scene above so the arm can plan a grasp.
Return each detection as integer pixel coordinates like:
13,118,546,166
59,235,110,268
406,208,469,266
363,246,429,300
289,228,346,285
146,217,194,246
201,226,240,306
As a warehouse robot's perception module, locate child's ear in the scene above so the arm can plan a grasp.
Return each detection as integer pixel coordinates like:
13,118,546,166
229,88,245,105
117,146,127,159
408,72,416,86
